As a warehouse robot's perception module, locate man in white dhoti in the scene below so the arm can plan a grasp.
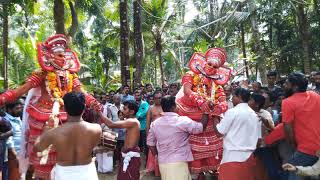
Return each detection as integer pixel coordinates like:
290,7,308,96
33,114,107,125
33,92,102,180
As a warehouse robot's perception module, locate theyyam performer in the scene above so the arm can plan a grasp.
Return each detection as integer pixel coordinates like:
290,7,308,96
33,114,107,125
0,34,102,179
175,48,231,176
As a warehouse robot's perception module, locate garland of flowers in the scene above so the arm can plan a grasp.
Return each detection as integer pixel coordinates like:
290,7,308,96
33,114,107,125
193,74,216,101
45,71,73,105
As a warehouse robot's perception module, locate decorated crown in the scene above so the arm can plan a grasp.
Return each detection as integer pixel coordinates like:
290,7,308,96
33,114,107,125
37,34,80,73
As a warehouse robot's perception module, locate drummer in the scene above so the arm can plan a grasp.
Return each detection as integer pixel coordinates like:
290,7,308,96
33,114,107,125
99,100,141,180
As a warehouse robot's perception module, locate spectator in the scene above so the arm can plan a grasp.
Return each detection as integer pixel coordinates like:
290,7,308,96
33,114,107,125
314,71,320,94
0,109,13,180
267,71,280,92
99,100,141,180
5,99,24,180
224,85,233,109
252,81,262,94
33,92,101,180
168,83,179,97
147,95,208,180
134,90,149,156
214,88,261,180
100,94,108,105
145,83,154,96
146,94,154,106
139,84,145,93
307,71,317,90
121,85,134,103
283,150,320,177
248,93,281,180
145,91,163,176
109,90,116,103
96,94,123,173
262,91,276,114
161,84,169,95
281,72,320,180
114,111,126,167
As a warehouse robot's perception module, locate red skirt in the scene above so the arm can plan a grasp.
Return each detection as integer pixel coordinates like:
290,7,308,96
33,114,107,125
117,146,141,180
218,154,256,180
146,150,160,176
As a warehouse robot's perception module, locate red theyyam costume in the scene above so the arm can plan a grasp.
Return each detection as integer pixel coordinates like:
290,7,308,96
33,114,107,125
0,34,102,179
176,48,231,173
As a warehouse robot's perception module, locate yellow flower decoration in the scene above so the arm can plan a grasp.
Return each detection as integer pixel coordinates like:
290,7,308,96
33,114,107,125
46,71,74,103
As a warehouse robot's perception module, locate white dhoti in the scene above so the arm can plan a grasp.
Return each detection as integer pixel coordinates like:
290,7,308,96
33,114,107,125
51,161,98,180
159,162,192,180
96,151,113,173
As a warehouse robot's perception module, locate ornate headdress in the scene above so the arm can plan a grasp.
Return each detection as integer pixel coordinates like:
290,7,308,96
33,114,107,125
37,34,80,73
188,48,231,85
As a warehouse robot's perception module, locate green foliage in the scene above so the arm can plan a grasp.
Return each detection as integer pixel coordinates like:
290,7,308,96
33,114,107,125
2,0,320,90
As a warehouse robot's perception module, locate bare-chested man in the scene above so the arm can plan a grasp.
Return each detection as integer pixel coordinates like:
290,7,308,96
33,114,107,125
33,92,102,180
99,100,141,180
146,91,163,175
146,91,163,135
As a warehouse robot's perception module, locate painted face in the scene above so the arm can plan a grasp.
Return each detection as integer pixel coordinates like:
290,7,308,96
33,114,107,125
203,59,218,76
51,51,66,69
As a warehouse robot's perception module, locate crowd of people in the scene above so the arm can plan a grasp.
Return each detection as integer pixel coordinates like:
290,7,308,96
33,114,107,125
0,70,320,180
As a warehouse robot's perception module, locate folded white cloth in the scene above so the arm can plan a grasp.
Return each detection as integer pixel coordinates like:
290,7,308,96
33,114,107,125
51,161,98,180
96,151,113,173
121,151,140,172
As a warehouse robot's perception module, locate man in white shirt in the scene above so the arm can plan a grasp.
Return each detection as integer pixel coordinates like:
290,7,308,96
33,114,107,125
96,94,123,173
213,88,261,180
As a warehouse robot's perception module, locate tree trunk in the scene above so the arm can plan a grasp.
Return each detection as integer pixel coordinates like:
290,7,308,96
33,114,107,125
133,0,143,89
240,25,249,78
239,4,249,78
156,35,164,86
120,0,130,87
314,0,320,25
297,4,312,74
54,0,66,35
3,3,9,90
154,50,157,86
248,0,267,83
67,0,78,38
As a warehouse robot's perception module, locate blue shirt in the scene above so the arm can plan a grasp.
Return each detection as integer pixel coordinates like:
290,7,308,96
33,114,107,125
136,101,149,131
4,113,22,154
121,94,135,103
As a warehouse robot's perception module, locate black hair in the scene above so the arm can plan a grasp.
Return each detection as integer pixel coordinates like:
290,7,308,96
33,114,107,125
161,95,176,112
287,72,308,92
123,100,139,115
169,83,179,88
315,71,320,76
153,90,162,96
63,92,85,116
253,81,262,88
234,88,251,103
108,90,115,94
267,71,277,77
264,91,277,103
6,99,23,111
145,83,152,87
250,93,266,110
123,84,130,89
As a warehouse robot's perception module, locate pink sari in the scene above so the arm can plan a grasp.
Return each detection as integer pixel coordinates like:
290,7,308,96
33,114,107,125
146,150,160,176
